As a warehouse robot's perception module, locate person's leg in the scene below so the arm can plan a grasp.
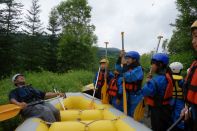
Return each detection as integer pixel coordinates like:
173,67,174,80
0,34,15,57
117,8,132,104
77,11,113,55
150,105,172,131
150,106,160,131
21,104,56,122
173,99,185,130
129,94,141,117
44,103,61,121
111,96,123,111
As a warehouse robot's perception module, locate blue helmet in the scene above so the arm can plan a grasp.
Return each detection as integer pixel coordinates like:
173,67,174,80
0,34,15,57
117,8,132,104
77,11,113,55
125,51,140,61
151,53,169,65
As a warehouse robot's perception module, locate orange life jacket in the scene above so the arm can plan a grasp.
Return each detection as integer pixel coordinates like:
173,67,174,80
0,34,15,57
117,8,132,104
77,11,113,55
145,73,174,107
108,78,118,97
125,81,142,92
124,68,142,92
185,60,197,104
97,71,105,87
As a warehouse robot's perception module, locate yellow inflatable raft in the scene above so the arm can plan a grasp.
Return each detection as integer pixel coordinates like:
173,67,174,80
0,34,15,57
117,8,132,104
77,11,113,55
15,93,151,131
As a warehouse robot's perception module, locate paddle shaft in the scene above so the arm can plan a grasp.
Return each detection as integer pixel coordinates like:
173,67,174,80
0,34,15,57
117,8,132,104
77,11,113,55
149,35,163,74
121,32,127,115
101,42,109,104
92,66,101,101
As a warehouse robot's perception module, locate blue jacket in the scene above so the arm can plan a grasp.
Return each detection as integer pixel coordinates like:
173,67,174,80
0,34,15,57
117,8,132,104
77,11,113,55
142,74,168,98
116,64,144,95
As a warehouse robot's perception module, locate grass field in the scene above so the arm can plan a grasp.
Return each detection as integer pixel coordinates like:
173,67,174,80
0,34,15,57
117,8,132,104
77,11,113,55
0,70,94,131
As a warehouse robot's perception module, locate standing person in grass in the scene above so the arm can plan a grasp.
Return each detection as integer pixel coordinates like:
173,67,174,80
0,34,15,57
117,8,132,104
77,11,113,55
116,50,144,117
9,73,65,122
169,62,185,131
141,53,173,131
93,59,114,99
181,20,197,131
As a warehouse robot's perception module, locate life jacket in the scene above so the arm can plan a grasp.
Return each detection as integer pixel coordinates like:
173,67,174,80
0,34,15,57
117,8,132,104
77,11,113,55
185,60,197,104
125,80,142,92
97,71,105,88
172,75,184,99
108,77,118,97
145,73,174,107
125,68,142,92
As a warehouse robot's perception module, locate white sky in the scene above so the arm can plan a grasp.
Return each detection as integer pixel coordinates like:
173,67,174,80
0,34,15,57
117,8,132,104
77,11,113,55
15,0,178,54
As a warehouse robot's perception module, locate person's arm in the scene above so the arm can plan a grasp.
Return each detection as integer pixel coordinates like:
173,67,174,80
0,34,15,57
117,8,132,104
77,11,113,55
10,98,27,109
44,92,65,99
124,66,143,82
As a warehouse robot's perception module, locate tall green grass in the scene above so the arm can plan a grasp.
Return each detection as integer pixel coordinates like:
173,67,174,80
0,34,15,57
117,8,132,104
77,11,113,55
0,70,94,105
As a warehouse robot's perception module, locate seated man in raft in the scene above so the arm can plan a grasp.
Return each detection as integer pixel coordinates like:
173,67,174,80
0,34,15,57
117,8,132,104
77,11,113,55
9,73,65,122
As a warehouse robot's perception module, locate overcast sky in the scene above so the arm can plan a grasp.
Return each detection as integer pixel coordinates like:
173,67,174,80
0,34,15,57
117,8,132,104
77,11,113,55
15,0,178,54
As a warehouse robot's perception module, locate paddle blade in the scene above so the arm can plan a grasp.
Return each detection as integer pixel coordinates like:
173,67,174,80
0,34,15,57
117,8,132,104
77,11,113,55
82,83,94,92
123,79,127,115
101,81,109,104
0,104,21,121
133,99,145,121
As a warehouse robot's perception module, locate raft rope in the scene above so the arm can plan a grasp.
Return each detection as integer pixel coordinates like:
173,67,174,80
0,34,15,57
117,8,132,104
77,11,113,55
77,115,126,131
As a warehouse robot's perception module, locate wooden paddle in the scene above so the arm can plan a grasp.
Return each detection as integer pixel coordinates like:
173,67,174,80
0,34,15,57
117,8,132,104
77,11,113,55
89,66,101,109
101,42,109,104
121,32,128,115
0,96,61,122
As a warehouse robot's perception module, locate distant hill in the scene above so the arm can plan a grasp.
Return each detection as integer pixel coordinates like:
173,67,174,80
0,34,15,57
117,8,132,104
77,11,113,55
97,47,120,58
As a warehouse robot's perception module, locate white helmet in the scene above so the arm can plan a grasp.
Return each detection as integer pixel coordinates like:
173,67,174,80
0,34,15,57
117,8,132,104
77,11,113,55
169,62,183,74
12,73,23,82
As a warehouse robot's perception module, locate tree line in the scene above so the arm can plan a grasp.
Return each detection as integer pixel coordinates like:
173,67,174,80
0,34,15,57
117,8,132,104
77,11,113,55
0,0,97,79
0,0,196,79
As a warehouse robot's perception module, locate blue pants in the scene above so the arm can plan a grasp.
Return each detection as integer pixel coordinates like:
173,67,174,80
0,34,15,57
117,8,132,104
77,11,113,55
170,98,185,130
111,96,123,111
127,91,142,117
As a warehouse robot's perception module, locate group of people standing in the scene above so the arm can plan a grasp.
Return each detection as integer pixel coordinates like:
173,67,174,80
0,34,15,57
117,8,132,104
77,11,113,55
94,20,197,131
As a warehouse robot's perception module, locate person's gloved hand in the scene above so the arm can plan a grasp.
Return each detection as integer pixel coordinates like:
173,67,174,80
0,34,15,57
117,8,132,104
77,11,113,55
119,50,125,58
18,102,27,109
57,92,66,98
180,106,190,120
146,73,152,82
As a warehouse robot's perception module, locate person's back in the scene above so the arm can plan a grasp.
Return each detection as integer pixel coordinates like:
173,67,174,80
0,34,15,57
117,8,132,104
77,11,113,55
142,53,173,131
169,62,185,131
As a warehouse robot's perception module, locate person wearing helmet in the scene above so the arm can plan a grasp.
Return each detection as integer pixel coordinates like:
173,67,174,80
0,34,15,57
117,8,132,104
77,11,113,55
180,20,197,131
93,58,114,99
116,50,144,117
9,74,65,122
169,62,185,131
140,53,173,131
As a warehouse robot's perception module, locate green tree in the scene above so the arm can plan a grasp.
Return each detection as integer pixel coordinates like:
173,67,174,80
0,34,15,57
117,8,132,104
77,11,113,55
23,0,43,35
57,0,97,71
0,0,23,78
47,7,60,36
140,53,152,73
20,0,47,71
168,0,197,69
0,0,23,35
45,8,61,72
